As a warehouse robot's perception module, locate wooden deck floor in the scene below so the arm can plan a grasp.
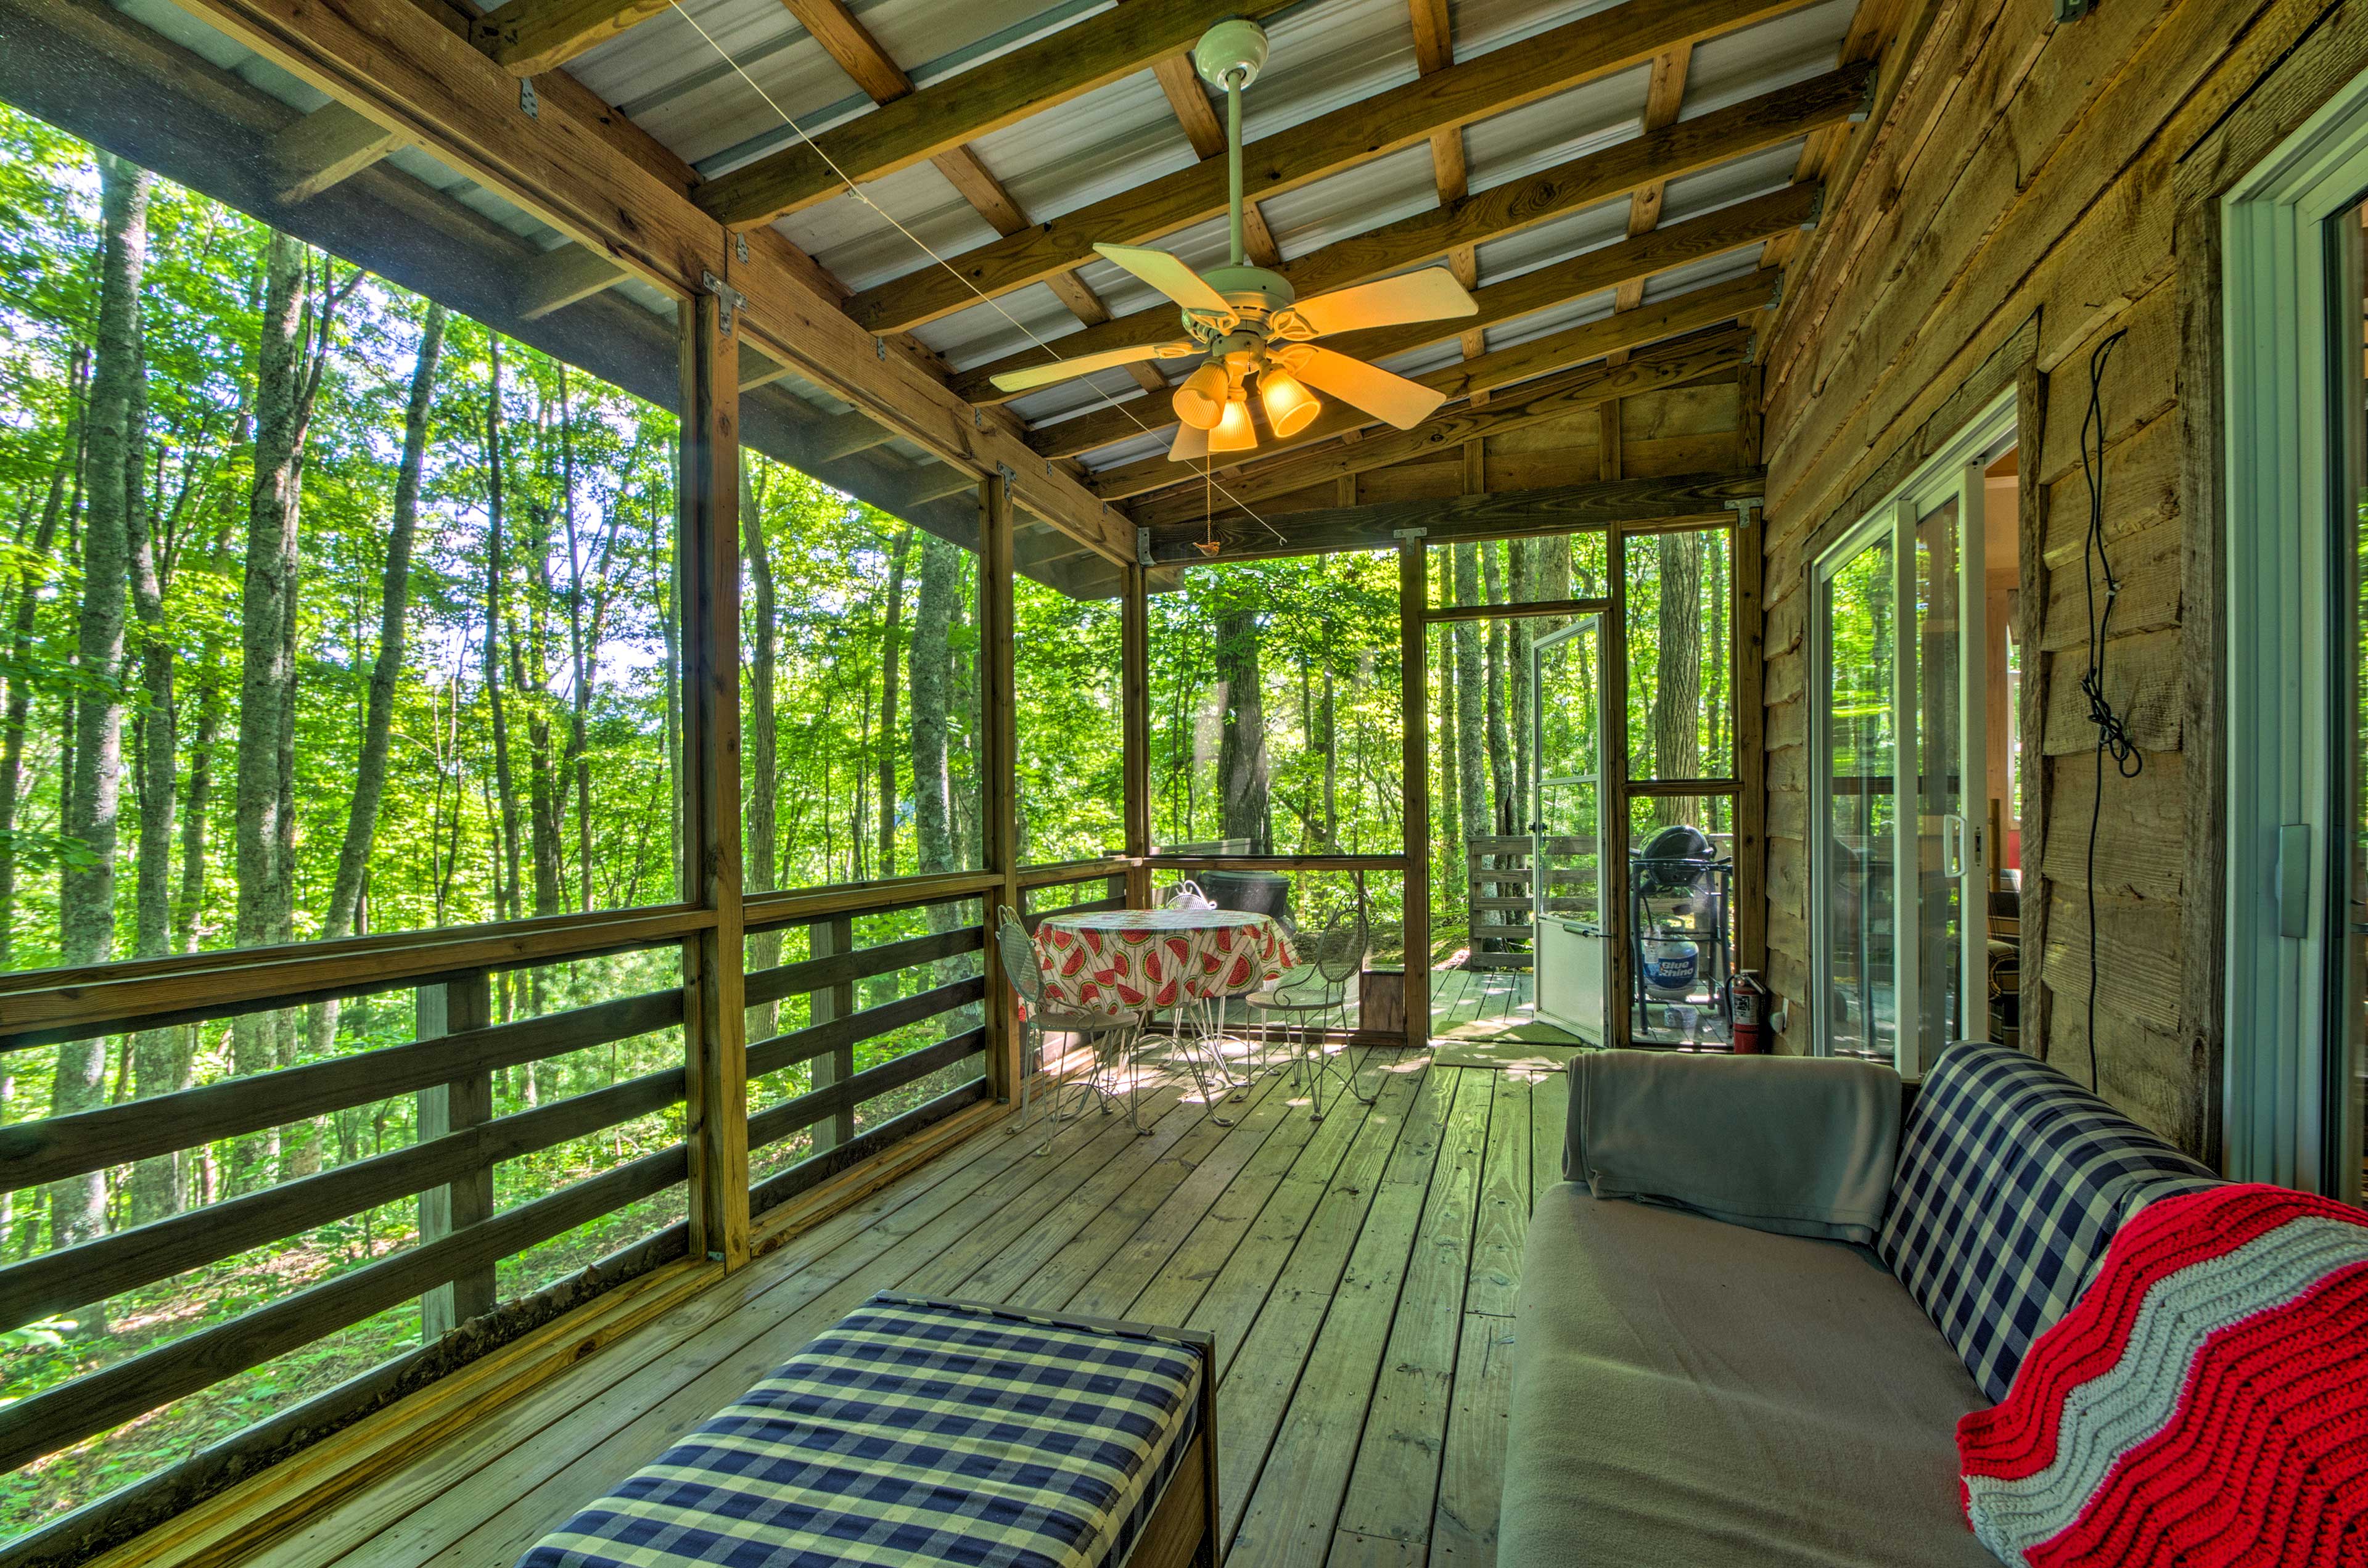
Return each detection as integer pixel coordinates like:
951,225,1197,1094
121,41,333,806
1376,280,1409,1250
282,1048,1561,1568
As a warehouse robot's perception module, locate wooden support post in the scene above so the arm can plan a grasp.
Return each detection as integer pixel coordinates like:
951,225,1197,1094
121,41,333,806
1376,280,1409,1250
980,473,1021,1102
416,970,495,1338
1399,538,1432,1047
1733,363,1768,977
1606,529,1634,1049
679,289,749,1271
805,914,858,1151
1122,561,1154,910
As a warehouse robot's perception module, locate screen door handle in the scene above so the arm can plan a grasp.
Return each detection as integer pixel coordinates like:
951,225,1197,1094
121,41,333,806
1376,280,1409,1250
1941,814,1968,879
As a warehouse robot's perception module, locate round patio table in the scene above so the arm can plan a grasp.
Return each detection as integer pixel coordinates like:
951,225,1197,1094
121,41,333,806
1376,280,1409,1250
1033,908,1299,1117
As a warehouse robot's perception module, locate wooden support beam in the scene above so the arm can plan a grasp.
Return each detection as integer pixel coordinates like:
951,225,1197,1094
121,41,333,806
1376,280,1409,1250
1077,268,1778,486
515,242,630,321
847,0,1814,334
697,0,1301,231
470,0,670,76
979,475,1022,1102
157,0,1128,560
1608,44,1696,365
678,291,749,1273
1732,371,1767,975
803,916,858,1152
781,0,913,101
1399,539,1432,1043
1143,469,1764,564
965,54,1859,423
269,100,404,202
1129,329,1752,525
739,347,792,390
1122,562,1153,909
416,971,495,1337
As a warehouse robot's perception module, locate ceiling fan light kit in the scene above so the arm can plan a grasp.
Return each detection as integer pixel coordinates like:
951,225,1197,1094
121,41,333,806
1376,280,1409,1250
984,19,1478,463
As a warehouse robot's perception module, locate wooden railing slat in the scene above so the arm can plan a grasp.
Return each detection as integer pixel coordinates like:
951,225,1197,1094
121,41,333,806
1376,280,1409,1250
0,1065,685,1335
744,976,986,1083
746,1027,986,1153
0,989,682,1192
742,926,982,1009
749,1078,991,1218
0,1143,688,1476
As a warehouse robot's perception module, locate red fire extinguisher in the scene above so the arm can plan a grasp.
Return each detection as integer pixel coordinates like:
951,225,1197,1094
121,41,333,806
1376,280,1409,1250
1730,970,1771,1054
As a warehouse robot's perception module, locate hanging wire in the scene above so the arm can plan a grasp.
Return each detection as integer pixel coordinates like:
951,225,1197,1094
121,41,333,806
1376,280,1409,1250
665,0,1288,546
2078,326,2139,1094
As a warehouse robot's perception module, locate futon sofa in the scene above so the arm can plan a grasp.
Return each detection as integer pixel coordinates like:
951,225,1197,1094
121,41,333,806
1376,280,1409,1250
1499,1041,2221,1567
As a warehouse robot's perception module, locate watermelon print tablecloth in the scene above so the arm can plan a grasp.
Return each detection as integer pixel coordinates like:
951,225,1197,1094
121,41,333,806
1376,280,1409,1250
1034,909,1299,1011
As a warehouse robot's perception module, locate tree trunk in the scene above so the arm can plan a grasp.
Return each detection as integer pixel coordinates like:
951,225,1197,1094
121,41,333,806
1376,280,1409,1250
1482,542,1513,836
740,467,781,1039
53,155,150,1321
911,534,960,932
1509,540,1534,845
1212,604,1269,854
1320,631,1338,851
1451,545,1487,947
126,264,186,1226
306,303,445,1062
876,525,910,880
1652,529,1704,827
0,349,83,971
229,228,307,1193
483,339,524,929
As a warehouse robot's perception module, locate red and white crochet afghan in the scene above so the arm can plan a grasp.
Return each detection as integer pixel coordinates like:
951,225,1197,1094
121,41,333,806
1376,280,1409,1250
1957,1184,2368,1567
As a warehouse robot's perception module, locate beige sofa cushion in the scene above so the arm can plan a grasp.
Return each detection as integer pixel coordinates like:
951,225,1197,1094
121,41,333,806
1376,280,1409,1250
1501,1184,2000,1568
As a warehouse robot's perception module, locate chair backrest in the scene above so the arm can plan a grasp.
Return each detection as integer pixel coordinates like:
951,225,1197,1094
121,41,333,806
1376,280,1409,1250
995,909,1045,1011
1312,909,1368,987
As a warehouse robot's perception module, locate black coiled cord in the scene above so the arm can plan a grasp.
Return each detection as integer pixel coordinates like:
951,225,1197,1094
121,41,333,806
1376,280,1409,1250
2078,327,2141,1091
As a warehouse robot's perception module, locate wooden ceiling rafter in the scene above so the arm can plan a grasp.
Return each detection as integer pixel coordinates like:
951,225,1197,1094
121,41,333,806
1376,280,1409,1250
779,0,1166,393
1405,0,1485,374
1606,43,1696,367
693,0,1304,229
843,0,1815,335
954,61,1864,416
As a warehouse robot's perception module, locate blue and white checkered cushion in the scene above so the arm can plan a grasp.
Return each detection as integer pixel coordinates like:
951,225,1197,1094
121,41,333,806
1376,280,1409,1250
1877,1042,2218,1401
517,1295,1204,1568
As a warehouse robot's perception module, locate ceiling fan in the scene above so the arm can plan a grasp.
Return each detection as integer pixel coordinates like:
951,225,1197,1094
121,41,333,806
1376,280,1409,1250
987,18,1478,462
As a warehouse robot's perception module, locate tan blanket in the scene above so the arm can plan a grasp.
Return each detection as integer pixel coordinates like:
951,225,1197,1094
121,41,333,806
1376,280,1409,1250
1566,1050,1902,1244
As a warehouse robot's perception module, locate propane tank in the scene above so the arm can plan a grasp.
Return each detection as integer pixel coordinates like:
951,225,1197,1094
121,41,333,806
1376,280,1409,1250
1729,970,1772,1054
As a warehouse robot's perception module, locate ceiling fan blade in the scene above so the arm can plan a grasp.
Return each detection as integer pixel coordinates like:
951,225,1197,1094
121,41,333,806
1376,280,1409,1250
1286,346,1447,430
1168,422,1211,463
988,339,1197,393
1093,243,1235,316
1284,268,1478,339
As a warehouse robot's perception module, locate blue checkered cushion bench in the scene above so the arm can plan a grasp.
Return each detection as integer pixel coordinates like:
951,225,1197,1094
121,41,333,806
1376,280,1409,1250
516,1295,1216,1568
1877,1041,2219,1401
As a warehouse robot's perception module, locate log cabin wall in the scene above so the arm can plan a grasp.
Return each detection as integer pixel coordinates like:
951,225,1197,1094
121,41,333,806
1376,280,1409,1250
1755,0,2367,1159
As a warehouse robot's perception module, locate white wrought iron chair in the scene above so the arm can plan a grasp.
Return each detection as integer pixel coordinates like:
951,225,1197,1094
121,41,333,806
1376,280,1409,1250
997,909,1145,1153
1247,909,1378,1122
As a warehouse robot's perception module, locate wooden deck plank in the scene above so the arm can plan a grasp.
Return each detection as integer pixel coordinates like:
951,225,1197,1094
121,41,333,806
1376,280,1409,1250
1464,1072,1529,1318
1066,1057,1357,1325
1121,1059,1384,1342
1207,1065,1444,1546
1322,1069,1494,1558
1020,1064,1305,1315
1428,1314,1519,1568
298,1043,1547,1568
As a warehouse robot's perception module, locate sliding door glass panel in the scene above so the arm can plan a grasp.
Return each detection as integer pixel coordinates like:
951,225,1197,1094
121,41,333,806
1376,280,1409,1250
1624,525,1733,782
1820,533,1898,1062
2332,194,2368,1206
1915,495,1968,1055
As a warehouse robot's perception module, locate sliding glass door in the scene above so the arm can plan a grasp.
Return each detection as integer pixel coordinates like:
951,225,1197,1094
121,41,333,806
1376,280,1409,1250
1812,407,2010,1071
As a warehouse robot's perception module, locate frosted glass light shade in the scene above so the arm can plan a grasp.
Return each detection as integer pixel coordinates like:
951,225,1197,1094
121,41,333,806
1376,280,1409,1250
1172,361,1231,430
1207,396,1258,453
1259,367,1321,437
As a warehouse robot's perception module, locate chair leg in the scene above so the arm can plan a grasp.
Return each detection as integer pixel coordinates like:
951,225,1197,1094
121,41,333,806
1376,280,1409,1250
1012,1023,1048,1154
